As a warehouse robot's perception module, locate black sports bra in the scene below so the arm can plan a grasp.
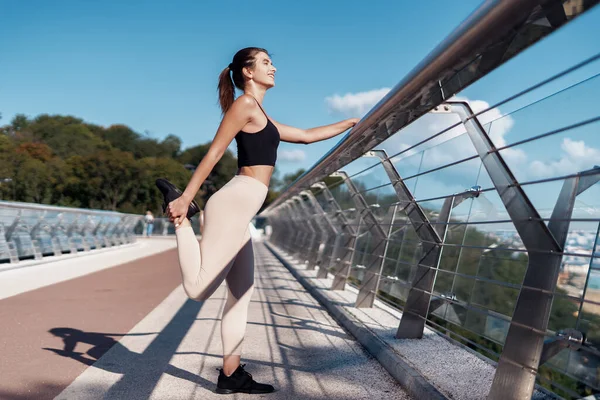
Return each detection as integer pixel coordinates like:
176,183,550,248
234,97,280,168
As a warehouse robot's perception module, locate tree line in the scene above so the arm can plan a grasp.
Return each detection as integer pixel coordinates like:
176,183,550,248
0,113,305,214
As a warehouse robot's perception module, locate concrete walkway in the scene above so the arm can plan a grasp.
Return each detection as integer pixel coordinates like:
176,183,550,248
0,238,409,400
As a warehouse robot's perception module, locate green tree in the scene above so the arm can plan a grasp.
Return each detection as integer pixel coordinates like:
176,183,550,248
14,157,53,204
99,124,140,154
64,149,140,210
159,134,182,158
10,114,29,133
136,157,193,212
178,143,238,200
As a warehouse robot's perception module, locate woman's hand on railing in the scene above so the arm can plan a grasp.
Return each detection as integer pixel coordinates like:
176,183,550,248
346,118,360,129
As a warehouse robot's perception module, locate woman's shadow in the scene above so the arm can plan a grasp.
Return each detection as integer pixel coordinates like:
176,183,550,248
43,327,216,394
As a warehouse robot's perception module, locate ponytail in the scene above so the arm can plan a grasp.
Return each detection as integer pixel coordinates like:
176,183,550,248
218,66,235,114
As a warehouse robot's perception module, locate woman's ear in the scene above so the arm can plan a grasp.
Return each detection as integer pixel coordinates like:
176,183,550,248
242,66,253,80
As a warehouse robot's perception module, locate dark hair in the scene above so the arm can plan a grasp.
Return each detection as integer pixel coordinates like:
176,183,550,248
218,47,269,114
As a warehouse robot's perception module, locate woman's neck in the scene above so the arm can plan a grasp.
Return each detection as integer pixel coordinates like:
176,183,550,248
244,86,267,105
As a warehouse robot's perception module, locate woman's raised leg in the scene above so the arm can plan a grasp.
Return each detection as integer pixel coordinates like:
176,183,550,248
173,177,262,302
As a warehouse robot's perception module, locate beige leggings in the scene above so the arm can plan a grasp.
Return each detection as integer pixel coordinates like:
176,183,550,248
175,175,268,356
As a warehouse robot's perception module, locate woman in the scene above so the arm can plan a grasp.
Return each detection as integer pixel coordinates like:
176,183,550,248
156,47,358,394
144,210,154,236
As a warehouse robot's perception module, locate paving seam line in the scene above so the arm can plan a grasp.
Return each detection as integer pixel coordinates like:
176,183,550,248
265,241,448,400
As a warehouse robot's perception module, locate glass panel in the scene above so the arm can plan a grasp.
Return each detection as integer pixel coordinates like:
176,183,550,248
468,190,512,224
439,243,462,272
558,255,591,298
498,119,600,184
433,270,454,296
363,185,398,209
445,302,467,327
329,179,354,210
453,276,475,303
387,280,410,303
462,227,497,247
579,269,600,348
564,348,600,391
430,295,448,319
351,163,392,192
460,36,600,112
456,247,483,276
448,196,473,224
548,295,580,333
414,199,444,223
390,152,423,185
378,112,463,160
464,309,510,344
393,260,413,284
470,280,519,317
342,156,381,178
413,158,482,201
390,206,410,232
564,222,600,257
484,71,600,152
477,249,528,286
0,203,135,261
545,348,570,371
418,132,478,172
382,251,399,278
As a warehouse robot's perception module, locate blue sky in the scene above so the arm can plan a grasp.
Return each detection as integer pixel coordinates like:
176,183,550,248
1,0,483,176
0,0,598,180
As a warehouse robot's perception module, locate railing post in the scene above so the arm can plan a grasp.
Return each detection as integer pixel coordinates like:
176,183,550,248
360,150,447,336
441,101,598,400
330,171,391,308
289,195,315,263
300,190,338,271
288,198,305,256
291,194,315,266
282,201,301,254
274,204,294,251
311,181,357,282
266,207,286,249
0,223,19,263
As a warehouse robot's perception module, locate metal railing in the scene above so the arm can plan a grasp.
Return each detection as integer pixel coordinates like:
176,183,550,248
262,1,600,399
0,201,142,265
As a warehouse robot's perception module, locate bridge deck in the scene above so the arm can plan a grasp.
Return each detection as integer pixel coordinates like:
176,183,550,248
0,238,409,400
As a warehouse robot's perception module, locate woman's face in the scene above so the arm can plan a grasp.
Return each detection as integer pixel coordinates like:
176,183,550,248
249,52,276,88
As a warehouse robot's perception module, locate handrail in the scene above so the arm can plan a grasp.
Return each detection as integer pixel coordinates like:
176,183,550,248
262,0,599,213
0,200,136,218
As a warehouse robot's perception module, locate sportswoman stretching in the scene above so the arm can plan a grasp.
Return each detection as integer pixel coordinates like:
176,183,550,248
156,47,358,394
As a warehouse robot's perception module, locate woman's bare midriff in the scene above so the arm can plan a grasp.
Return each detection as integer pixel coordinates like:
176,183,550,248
237,166,274,188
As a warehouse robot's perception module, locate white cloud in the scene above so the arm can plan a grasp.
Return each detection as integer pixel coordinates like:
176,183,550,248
325,88,391,117
278,149,306,163
529,138,600,178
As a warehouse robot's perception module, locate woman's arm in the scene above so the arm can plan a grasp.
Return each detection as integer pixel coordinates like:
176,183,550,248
271,118,359,144
180,96,255,201
169,95,255,225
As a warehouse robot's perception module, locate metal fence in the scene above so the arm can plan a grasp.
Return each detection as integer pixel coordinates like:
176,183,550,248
0,201,142,265
262,1,600,399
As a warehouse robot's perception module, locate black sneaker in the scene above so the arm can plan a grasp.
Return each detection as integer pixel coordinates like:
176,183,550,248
155,178,200,220
215,364,275,394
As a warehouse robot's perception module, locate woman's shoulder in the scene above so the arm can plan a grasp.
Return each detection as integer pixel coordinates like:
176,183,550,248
233,94,258,108
227,94,260,119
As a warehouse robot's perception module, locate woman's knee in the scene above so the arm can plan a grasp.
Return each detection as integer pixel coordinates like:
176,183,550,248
183,284,213,302
227,282,255,304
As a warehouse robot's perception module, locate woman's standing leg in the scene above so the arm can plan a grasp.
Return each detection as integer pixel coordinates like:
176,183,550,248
221,227,255,375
